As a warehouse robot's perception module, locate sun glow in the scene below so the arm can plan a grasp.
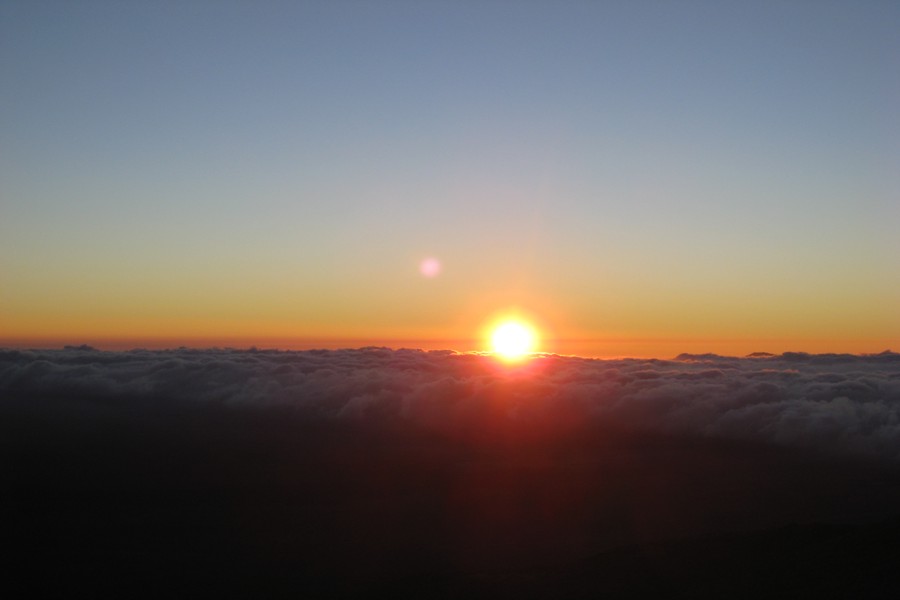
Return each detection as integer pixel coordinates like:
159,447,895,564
490,321,537,360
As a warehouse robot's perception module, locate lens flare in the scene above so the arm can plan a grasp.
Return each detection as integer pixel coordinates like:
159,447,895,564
419,257,441,278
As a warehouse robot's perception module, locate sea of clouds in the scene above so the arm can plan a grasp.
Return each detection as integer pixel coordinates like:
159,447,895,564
3,346,899,459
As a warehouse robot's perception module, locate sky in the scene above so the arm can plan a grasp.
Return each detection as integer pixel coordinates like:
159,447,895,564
1,0,898,357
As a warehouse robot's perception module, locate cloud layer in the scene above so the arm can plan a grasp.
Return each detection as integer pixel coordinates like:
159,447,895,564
5,346,900,596
3,346,899,459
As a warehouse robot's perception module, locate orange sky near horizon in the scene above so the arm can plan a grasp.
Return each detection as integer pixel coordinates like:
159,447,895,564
2,252,897,358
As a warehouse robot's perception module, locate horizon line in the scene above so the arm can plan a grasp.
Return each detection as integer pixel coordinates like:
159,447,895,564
1,339,895,362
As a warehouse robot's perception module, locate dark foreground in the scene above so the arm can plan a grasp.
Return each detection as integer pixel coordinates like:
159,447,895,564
5,396,900,598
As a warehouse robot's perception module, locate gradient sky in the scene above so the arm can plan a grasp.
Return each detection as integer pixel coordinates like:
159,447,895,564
1,0,898,357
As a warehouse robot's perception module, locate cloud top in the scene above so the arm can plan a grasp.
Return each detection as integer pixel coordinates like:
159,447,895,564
2,347,899,459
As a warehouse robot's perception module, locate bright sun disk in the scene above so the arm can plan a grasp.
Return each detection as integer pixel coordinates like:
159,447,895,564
491,321,537,360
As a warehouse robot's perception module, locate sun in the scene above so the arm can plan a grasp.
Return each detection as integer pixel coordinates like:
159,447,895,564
490,321,537,360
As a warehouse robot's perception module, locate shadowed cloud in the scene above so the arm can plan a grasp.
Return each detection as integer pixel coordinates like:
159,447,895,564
3,347,900,597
